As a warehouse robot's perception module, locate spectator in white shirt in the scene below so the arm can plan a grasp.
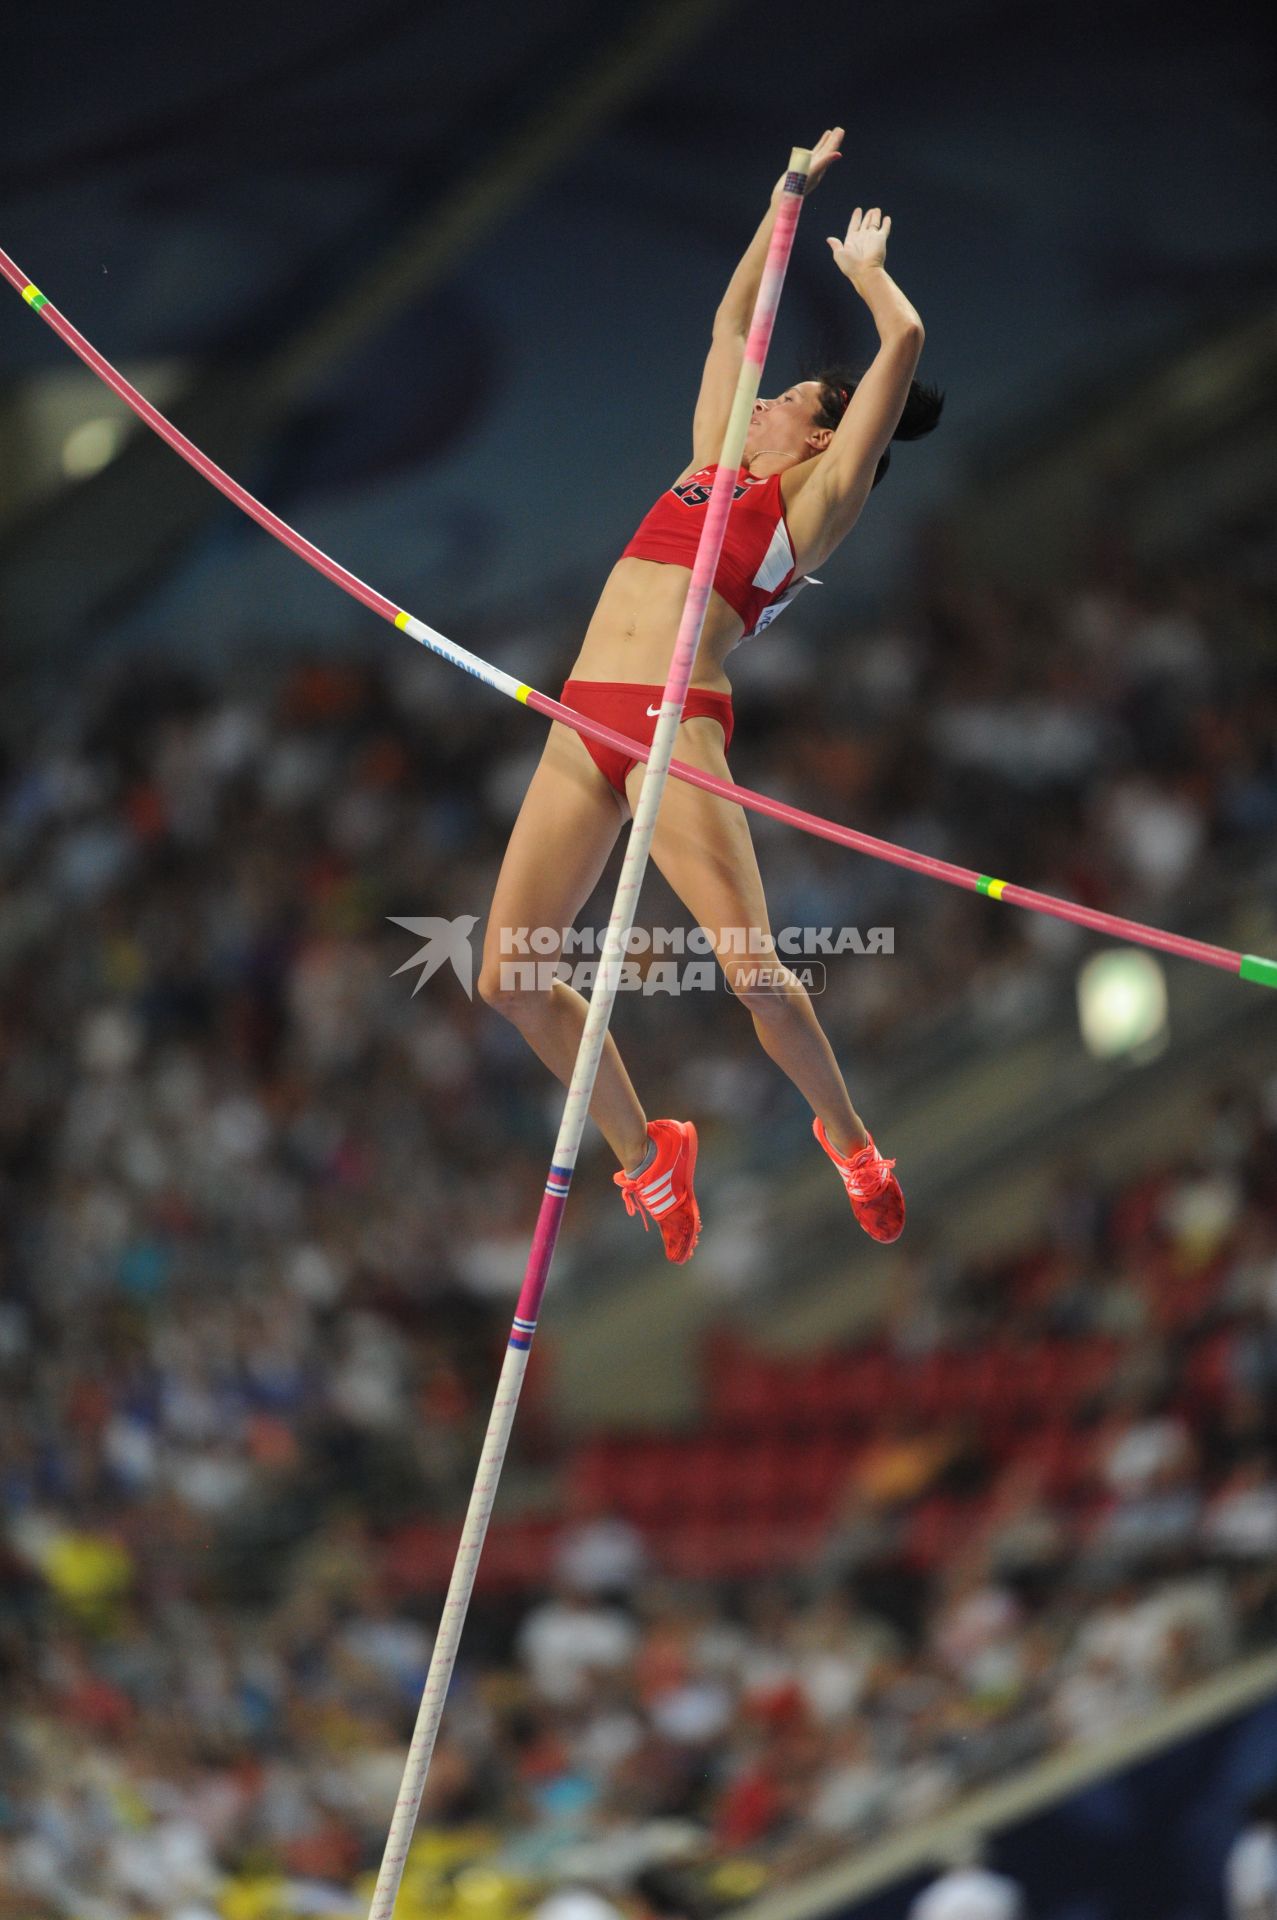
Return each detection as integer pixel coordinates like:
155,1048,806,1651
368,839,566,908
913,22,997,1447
908,1832,1025,1920
1205,1460,1277,1562
1227,1784,1277,1920
516,1584,638,1706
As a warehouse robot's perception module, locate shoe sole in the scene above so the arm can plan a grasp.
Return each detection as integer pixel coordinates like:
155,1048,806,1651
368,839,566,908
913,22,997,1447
667,1119,700,1264
858,1197,905,1244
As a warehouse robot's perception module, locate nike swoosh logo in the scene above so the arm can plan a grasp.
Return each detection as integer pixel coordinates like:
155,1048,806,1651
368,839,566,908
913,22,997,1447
646,704,662,718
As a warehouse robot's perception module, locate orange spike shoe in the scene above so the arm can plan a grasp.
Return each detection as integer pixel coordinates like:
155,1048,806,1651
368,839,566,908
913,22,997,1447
613,1118,701,1264
813,1117,905,1244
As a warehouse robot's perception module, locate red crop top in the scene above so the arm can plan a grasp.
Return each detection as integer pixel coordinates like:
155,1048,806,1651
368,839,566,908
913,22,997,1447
620,464,815,640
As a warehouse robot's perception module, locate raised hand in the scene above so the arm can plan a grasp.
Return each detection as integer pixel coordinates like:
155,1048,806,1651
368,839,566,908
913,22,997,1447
772,127,843,204
827,206,892,277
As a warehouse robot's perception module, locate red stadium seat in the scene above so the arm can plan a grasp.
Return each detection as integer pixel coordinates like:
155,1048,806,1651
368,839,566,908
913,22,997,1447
903,1497,966,1571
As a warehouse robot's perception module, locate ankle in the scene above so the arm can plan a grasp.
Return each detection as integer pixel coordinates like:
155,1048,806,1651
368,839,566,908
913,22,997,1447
824,1118,869,1159
621,1134,656,1179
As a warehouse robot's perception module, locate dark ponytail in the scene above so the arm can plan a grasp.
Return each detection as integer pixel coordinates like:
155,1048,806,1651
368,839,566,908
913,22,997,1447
892,379,946,441
809,365,945,487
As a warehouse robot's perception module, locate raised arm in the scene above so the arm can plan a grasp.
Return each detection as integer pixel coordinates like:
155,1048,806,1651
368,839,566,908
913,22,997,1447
785,207,926,566
688,129,844,472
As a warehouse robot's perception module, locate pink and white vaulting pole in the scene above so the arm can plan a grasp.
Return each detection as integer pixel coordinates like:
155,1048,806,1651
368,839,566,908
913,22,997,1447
363,147,812,1910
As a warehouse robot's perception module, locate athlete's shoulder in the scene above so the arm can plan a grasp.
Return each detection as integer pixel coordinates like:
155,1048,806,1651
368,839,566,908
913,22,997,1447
778,454,823,510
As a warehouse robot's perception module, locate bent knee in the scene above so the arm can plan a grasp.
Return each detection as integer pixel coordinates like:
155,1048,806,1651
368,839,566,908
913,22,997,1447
478,956,541,1017
725,959,807,1009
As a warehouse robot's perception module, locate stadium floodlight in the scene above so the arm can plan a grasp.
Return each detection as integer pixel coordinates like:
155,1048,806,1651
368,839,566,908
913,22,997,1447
61,416,123,478
1077,947,1169,1059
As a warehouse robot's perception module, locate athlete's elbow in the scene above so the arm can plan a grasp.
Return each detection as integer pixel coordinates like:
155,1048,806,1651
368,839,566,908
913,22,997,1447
711,303,748,342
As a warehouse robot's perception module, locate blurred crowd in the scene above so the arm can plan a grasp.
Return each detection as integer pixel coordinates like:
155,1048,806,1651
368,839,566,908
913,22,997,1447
1,534,1275,1917
4,1086,1277,1918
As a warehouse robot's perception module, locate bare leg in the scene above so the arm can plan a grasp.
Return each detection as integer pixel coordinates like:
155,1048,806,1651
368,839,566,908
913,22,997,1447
625,718,868,1156
478,721,649,1170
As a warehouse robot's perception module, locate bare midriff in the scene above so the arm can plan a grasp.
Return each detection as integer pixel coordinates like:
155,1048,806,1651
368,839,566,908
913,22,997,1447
567,557,746,695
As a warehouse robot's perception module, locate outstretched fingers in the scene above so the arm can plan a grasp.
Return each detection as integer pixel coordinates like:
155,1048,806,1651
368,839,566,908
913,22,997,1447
803,127,844,192
826,205,892,271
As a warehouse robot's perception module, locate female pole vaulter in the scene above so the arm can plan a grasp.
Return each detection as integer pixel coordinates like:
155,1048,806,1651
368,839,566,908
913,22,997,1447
479,129,942,1260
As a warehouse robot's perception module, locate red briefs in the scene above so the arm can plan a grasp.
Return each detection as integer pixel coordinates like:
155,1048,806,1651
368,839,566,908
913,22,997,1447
560,680,734,796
